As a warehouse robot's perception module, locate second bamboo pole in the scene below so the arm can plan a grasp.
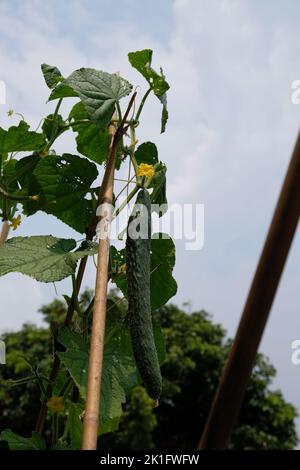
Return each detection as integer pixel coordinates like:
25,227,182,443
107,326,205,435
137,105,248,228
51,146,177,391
199,130,300,449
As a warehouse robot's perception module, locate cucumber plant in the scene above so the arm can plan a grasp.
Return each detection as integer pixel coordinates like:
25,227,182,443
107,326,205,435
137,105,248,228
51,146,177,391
0,49,177,450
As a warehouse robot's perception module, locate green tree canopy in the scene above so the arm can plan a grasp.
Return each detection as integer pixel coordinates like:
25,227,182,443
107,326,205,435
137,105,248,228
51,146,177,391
0,293,297,450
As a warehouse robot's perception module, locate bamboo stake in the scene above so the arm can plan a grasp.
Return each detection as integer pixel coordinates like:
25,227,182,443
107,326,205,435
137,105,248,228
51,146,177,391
82,93,136,450
81,124,116,450
0,221,10,245
199,130,300,449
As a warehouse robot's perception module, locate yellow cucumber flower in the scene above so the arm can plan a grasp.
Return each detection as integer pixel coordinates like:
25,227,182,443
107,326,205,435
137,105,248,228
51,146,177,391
137,163,155,178
10,214,21,231
46,396,64,413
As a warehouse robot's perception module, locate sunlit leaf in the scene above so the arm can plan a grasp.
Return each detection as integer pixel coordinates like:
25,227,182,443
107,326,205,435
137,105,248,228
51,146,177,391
128,49,169,132
41,64,63,89
0,236,98,282
51,69,132,129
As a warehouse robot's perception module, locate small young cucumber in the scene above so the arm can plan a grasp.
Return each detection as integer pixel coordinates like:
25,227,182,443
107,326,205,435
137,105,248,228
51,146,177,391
126,189,162,400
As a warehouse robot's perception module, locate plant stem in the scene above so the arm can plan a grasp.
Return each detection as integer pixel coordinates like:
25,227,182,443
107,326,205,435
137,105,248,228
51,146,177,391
112,184,139,220
114,177,136,183
81,296,94,340
33,368,47,397
62,119,133,130
53,98,63,119
135,87,152,122
60,377,74,399
60,119,90,130
8,376,37,386
115,175,136,201
116,101,122,122
127,158,132,199
44,128,67,152
128,126,139,174
72,273,82,316
44,98,63,151
0,185,38,202
112,121,141,220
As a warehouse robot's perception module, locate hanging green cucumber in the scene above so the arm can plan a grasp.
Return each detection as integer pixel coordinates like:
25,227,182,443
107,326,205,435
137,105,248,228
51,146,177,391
126,188,162,401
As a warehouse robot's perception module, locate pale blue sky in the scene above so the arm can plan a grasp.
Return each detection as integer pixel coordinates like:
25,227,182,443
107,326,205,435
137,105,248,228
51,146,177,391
1,0,300,442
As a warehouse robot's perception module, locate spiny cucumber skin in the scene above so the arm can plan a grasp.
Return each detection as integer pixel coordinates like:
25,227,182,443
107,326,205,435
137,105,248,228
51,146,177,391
126,189,162,400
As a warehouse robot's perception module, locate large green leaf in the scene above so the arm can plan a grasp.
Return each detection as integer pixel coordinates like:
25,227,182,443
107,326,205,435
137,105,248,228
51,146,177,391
65,68,132,128
128,50,169,97
128,49,169,132
100,416,121,435
111,234,176,310
57,326,88,398
58,324,87,351
69,102,109,164
58,312,138,432
66,402,84,449
0,121,46,154
134,141,158,166
0,236,98,282
150,234,177,309
41,64,63,89
99,339,137,431
58,348,88,398
51,68,132,129
66,394,120,443
0,430,46,450
17,153,98,233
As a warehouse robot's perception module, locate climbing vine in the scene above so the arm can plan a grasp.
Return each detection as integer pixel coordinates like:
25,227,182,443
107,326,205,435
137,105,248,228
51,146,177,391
0,49,177,450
